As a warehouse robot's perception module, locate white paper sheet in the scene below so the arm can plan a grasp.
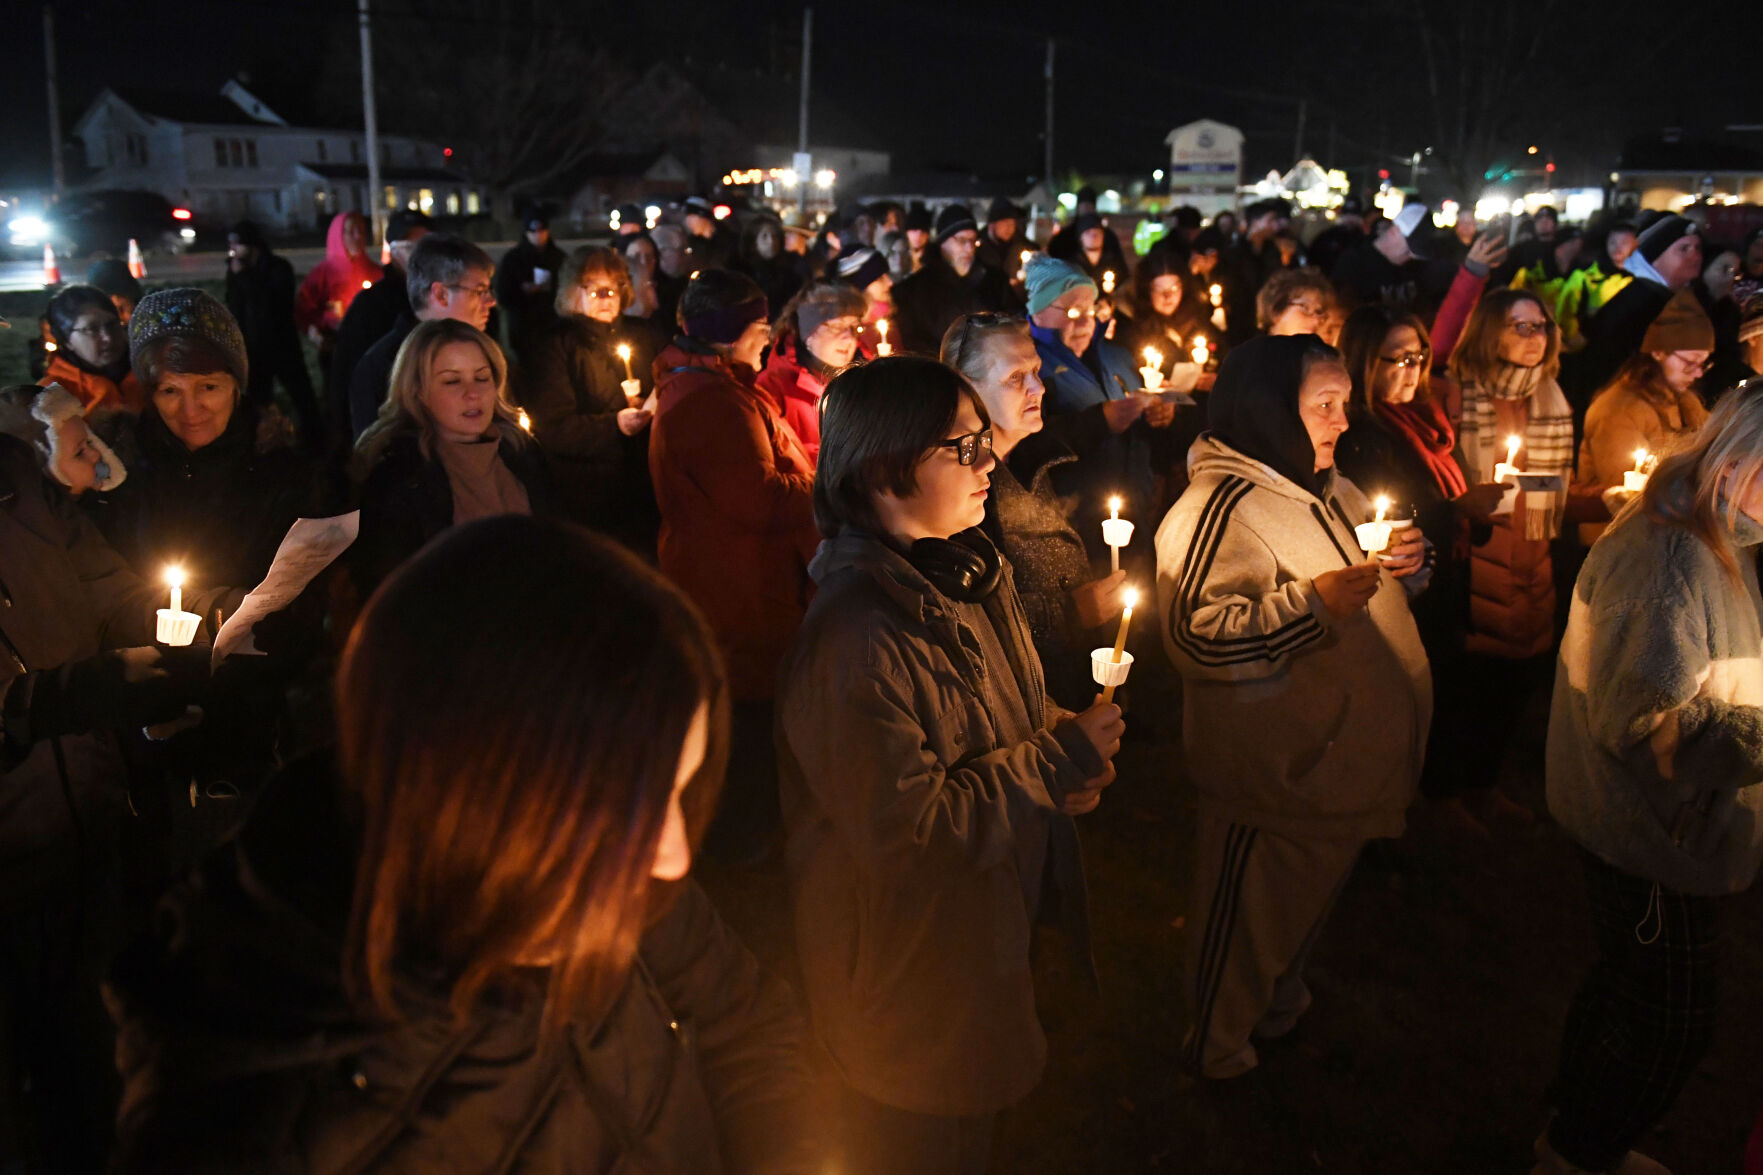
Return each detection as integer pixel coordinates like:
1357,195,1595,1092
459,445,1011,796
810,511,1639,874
212,512,359,667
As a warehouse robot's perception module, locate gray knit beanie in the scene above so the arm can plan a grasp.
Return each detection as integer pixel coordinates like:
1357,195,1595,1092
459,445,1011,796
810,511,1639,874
128,287,248,389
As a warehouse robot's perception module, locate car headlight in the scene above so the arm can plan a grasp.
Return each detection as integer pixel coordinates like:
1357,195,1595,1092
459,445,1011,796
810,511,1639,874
8,215,49,245
179,227,196,241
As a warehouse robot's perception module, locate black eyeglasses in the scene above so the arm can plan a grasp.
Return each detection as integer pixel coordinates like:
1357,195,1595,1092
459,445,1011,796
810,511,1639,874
935,428,994,466
1378,351,1429,369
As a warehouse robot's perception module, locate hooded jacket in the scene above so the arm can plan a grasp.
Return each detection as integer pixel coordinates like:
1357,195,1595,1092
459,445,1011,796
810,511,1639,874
294,213,382,337
754,337,831,460
777,530,1100,1116
104,757,822,1174
1547,492,1763,895
1155,336,1432,839
649,339,818,702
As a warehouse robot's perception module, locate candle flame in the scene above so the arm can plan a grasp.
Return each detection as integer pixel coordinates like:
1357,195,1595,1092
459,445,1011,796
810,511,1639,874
1633,448,1649,470
163,565,185,589
1374,495,1390,522
1143,347,1161,367
878,318,889,339
517,409,532,433
1124,587,1139,610
616,343,631,361
1109,495,1122,512
1506,434,1522,464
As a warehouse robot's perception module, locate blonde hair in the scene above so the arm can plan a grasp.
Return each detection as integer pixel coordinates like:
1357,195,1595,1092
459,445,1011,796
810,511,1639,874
1448,287,1561,387
353,319,520,477
1634,379,1763,582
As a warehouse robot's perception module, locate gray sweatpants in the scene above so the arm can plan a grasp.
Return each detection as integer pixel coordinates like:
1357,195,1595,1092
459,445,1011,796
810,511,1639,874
1182,810,1362,1079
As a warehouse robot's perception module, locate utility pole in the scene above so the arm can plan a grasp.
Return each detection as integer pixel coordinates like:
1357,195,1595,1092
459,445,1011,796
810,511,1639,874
1043,38,1055,185
1293,97,1307,164
796,6,812,220
358,0,384,245
43,5,66,197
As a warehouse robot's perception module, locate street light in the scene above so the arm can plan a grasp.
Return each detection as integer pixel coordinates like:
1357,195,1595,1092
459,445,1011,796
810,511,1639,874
814,168,836,190
1153,168,1164,182
779,168,800,188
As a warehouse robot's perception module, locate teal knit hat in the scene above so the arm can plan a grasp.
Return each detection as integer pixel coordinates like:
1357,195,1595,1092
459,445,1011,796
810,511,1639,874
1024,253,1096,316
128,287,248,389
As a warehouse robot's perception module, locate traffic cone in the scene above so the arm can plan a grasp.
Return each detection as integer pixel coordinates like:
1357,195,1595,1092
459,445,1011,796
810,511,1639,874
42,243,61,286
127,238,147,280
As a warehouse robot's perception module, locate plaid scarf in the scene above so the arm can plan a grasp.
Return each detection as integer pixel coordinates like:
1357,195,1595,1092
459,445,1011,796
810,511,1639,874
1458,363,1574,540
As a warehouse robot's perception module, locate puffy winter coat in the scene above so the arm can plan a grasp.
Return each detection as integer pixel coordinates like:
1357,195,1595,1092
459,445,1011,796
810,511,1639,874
1576,372,1708,543
105,758,823,1174
1155,434,1432,840
649,340,819,702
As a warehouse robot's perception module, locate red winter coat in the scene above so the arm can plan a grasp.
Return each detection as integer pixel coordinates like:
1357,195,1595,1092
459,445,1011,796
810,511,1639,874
650,341,820,701
755,339,828,460
294,212,381,336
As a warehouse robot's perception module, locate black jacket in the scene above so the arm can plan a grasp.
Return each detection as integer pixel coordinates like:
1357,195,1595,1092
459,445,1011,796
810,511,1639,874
225,251,306,393
330,270,410,398
348,314,416,440
98,403,327,591
517,315,663,536
1330,239,1424,313
1566,276,1673,409
495,238,568,360
890,255,1010,357
105,757,822,1175
352,424,558,593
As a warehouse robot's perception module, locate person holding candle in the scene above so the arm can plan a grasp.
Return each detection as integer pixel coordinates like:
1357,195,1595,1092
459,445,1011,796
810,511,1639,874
353,319,556,592
1025,255,1174,568
105,516,822,1174
1536,388,1763,1175
1333,304,1524,834
1575,287,1713,543
1154,334,1432,1083
758,281,869,460
778,356,1121,1174
492,212,567,364
292,210,382,365
1121,250,1211,377
517,246,662,544
891,204,1012,356
943,312,1130,709
104,289,328,593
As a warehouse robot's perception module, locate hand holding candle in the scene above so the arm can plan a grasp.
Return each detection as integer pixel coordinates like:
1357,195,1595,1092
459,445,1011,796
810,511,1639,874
1494,433,1523,483
1100,495,1134,573
1140,347,1164,392
1353,494,1393,557
1624,448,1650,493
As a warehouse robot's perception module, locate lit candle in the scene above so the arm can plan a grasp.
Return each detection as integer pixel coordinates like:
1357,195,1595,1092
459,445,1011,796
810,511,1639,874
616,342,634,382
1140,347,1164,392
1191,333,1209,366
1624,448,1650,493
1209,283,1223,307
165,565,184,616
1494,433,1523,483
1017,249,1030,282
1375,494,1390,523
156,565,199,646
1102,270,1116,295
517,409,532,433
876,317,892,357
1099,588,1139,704
1101,495,1134,574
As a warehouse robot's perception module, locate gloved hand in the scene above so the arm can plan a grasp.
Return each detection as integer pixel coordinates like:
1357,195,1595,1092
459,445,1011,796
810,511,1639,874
8,646,211,744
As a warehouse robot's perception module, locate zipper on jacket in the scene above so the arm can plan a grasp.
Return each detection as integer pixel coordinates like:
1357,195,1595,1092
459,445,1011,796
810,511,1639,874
1309,502,1357,566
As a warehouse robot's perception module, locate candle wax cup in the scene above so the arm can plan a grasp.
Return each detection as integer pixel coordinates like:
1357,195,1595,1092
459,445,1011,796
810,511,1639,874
1623,470,1648,493
621,379,643,408
1090,648,1135,688
1353,521,1391,555
1100,517,1134,549
156,608,201,647
1140,367,1164,391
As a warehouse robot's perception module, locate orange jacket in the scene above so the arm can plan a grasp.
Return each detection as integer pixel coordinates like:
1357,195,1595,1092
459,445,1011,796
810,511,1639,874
39,353,145,414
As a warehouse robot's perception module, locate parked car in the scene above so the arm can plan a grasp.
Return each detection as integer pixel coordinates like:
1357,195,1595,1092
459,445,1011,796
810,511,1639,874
6,189,196,259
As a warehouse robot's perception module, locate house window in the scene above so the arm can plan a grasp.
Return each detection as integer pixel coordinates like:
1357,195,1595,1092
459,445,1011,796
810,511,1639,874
214,137,228,167
315,189,330,216
417,188,434,214
445,190,460,215
316,139,328,162
384,185,398,210
246,140,258,168
350,140,361,163
465,190,481,215
124,133,148,167
229,139,244,167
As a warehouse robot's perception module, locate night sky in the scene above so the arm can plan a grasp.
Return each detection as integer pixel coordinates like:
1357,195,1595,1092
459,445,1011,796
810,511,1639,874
2,0,1757,204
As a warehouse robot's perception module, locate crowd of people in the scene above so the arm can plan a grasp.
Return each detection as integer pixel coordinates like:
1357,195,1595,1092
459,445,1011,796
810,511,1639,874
2,185,1762,1175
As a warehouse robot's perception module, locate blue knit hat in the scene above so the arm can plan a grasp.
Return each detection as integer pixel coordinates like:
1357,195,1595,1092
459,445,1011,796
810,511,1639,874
1024,253,1096,316
128,287,248,388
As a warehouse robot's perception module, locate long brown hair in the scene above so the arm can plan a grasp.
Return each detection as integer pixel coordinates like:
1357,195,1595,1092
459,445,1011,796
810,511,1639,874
1634,379,1763,582
1336,304,1433,411
352,318,521,477
337,516,729,1030
1448,287,1561,387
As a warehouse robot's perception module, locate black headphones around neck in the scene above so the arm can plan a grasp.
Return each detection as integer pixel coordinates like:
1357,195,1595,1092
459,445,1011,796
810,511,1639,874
907,528,1003,602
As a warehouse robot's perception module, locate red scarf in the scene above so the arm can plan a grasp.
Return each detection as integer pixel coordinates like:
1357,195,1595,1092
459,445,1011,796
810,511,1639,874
1373,396,1467,498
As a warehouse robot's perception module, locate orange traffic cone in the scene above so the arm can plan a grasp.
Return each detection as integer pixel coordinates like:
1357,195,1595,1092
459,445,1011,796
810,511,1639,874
43,243,62,286
127,238,147,280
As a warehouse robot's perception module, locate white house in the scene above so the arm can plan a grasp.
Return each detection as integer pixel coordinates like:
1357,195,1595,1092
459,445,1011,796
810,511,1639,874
70,81,489,232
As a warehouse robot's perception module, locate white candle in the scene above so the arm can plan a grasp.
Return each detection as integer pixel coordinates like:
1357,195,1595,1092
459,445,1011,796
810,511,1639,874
1209,283,1222,307
1102,270,1116,295
1494,434,1524,483
1100,589,1138,704
1101,496,1133,574
876,317,892,357
1624,447,1650,493
1017,250,1030,282
165,565,184,616
1140,347,1164,391
1191,334,1209,366
616,343,633,382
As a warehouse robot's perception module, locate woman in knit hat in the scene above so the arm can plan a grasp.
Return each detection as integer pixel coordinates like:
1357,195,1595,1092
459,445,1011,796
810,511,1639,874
38,284,145,414
1577,287,1713,543
102,287,325,589
757,279,869,459
353,318,555,593
1538,384,1763,1175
